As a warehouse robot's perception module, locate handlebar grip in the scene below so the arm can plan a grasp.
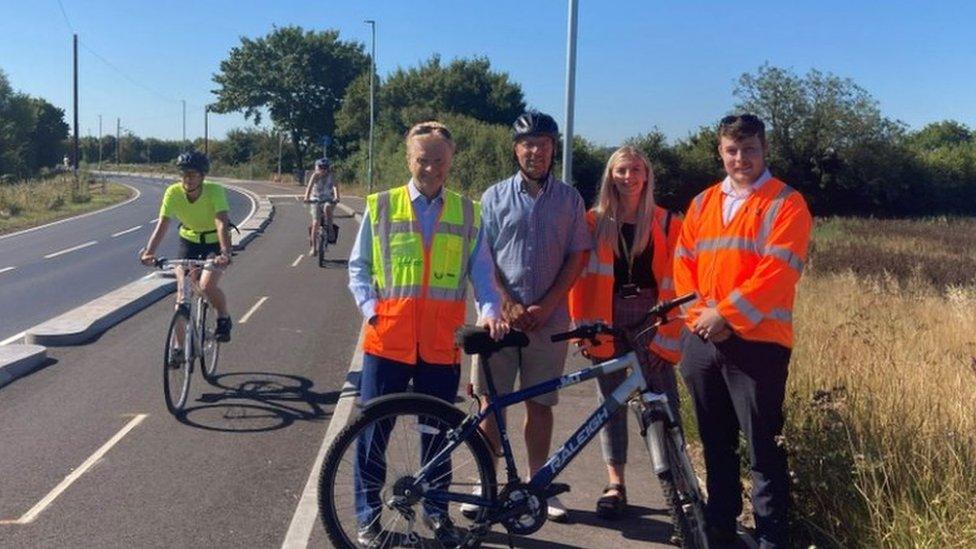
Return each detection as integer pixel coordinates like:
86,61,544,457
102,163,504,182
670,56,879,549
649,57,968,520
153,257,167,268
550,329,579,343
670,292,697,308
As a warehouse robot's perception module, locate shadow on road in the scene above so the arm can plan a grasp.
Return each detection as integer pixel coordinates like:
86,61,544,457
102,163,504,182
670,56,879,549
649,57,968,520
175,371,339,433
319,259,348,269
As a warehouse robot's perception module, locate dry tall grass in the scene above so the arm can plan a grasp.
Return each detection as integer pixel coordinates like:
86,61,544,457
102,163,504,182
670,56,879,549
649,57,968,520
783,218,976,547
0,172,130,234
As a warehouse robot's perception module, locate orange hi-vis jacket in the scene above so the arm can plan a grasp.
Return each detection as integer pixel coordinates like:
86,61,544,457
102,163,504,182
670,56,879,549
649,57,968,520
673,177,812,349
362,186,480,365
569,206,684,363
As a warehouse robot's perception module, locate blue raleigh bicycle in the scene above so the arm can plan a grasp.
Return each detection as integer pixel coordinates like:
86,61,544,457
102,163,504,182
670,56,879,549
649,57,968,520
318,293,707,548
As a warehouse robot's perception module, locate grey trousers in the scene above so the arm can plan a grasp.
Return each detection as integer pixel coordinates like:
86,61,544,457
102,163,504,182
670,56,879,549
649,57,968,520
593,290,681,466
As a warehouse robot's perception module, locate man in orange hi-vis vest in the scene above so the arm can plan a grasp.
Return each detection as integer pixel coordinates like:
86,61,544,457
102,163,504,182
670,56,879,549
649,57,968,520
673,114,812,549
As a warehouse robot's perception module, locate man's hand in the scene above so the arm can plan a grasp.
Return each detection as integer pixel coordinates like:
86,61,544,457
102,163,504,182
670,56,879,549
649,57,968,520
214,251,232,268
139,249,155,267
524,302,555,332
693,307,728,341
482,317,510,341
502,296,530,330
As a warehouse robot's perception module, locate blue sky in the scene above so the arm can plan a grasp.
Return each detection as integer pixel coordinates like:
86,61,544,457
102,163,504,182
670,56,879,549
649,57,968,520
1,1,974,146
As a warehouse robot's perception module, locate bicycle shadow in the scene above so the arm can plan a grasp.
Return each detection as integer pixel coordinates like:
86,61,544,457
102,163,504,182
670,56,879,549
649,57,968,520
319,258,348,269
174,371,339,433
567,505,675,543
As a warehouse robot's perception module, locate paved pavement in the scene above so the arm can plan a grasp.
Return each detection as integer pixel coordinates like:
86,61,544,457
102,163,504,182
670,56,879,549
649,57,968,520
0,177,675,548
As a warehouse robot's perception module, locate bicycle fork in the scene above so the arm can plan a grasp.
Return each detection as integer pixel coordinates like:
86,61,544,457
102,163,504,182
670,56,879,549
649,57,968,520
631,394,675,475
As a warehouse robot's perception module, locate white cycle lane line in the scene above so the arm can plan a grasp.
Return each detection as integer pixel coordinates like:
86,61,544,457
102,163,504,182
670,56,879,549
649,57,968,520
111,225,143,238
0,266,15,275
43,241,98,259
239,296,270,324
0,414,148,525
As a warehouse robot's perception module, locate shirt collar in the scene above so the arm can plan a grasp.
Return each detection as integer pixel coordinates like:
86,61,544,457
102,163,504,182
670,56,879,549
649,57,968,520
514,171,553,194
721,169,772,197
407,179,443,204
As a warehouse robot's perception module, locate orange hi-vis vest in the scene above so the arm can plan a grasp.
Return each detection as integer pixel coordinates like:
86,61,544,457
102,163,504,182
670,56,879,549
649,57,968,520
362,185,480,365
569,206,684,363
673,177,812,349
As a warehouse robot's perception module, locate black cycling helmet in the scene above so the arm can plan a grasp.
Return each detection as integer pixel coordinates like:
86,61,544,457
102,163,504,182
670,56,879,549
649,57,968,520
314,158,331,169
512,111,559,142
175,150,210,174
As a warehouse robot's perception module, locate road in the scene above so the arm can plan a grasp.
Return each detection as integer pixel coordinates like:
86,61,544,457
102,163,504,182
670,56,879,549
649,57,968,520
0,176,251,343
0,178,676,548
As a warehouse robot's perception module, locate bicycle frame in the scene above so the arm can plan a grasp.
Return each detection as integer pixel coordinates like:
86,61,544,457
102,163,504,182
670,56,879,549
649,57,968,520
415,350,674,511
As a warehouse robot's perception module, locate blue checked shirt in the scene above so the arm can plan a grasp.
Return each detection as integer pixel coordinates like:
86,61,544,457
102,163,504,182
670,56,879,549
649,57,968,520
480,172,593,329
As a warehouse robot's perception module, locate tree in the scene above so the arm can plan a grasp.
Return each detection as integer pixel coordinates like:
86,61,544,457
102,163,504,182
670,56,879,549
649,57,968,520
734,64,911,214
379,55,526,133
211,26,369,177
909,120,972,151
25,97,69,171
334,71,374,157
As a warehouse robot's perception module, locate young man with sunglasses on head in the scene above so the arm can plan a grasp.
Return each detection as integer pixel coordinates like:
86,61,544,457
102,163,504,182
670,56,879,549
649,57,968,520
673,114,812,548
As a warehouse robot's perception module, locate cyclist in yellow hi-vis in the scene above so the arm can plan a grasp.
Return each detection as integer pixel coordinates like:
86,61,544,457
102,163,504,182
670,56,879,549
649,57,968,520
141,151,234,343
347,121,506,546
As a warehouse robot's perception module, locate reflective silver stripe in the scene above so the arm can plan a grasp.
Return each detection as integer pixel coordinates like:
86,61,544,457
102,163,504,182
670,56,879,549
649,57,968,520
767,308,793,322
375,191,393,289
757,184,796,250
428,286,466,301
457,197,474,281
386,220,470,238
696,236,760,255
652,333,680,352
585,253,614,276
659,277,674,291
765,245,805,273
691,192,706,217
378,284,423,299
675,245,696,260
728,290,763,325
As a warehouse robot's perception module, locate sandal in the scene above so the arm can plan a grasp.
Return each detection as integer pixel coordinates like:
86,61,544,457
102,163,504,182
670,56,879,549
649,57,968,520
595,483,627,519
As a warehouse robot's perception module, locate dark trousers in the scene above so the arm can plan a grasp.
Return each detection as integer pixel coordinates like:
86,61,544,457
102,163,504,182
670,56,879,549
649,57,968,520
354,352,461,526
680,332,791,549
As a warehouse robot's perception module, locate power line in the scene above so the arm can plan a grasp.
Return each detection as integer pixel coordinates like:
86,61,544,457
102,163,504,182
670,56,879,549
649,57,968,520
78,40,180,104
55,0,74,33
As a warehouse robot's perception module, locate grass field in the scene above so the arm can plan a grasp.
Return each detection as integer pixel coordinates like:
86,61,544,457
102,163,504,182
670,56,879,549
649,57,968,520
0,172,133,235
685,217,976,547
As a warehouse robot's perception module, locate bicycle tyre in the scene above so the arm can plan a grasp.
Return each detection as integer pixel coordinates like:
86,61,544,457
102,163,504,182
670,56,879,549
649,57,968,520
163,309,192,414
318,393,496,549
199,299,220,381
660,433,709,549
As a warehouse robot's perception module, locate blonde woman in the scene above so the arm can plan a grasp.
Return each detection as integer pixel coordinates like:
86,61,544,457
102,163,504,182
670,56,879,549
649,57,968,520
568,146,683,522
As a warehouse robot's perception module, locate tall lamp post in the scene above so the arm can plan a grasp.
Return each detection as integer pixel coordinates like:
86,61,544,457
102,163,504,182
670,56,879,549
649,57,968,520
364,19,376,194
562,0,579,185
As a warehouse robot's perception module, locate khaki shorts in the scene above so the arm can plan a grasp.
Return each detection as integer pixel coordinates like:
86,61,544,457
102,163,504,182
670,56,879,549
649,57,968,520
470,323,570,406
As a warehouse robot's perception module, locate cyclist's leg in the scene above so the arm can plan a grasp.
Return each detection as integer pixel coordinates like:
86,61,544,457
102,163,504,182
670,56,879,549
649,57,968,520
309,202,321,250
355,353,412,526
199,265,228,317
412,360,462,518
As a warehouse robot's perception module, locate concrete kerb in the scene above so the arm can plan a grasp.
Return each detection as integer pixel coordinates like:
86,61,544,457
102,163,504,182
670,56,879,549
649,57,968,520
24,276,177,346
0,345,48,389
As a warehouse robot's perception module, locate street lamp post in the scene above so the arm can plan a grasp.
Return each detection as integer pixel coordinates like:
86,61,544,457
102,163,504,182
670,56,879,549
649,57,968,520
562,0,579,185
364,19,376,194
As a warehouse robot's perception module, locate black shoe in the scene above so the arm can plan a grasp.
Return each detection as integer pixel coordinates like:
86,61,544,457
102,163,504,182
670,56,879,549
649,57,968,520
215,317,232,342
176,302,190,317
706,525,739,547
423,514,464,546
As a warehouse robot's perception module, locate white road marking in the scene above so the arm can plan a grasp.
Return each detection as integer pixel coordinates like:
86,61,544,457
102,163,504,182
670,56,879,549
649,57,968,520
44,241,97,259
148,218,158,224
0,331,26,345
111,225,142,237
266,194,302,199
238,296,269,324
280,325,366,549
290,254,304,267
0,414,147,525
0,266,15,275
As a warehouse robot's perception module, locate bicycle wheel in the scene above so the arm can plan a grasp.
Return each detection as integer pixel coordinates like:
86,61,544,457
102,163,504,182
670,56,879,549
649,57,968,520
163,309,193,414
319,394,496,549
659,431,708,549
198,299,220,381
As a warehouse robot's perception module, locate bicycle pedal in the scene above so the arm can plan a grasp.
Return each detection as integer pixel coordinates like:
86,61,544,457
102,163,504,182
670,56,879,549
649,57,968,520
543,483,570,498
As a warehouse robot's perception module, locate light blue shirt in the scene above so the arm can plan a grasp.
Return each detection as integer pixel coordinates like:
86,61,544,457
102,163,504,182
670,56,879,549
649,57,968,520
480,172,592,329
720,169,772,225
348,180,500,321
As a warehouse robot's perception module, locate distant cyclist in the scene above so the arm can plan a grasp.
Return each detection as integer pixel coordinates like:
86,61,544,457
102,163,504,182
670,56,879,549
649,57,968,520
141,151,234,342
303,158,340,256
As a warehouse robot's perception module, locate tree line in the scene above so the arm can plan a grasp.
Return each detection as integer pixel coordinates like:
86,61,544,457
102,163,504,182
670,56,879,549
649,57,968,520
6,26,976,217
0,70,70,181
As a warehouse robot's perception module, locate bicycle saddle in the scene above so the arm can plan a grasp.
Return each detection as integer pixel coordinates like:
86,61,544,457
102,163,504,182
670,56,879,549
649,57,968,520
455,325,529,356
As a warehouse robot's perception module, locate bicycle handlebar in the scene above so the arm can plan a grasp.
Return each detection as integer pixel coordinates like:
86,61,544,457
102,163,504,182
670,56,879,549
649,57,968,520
153,257,215,270
550,292,698,343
